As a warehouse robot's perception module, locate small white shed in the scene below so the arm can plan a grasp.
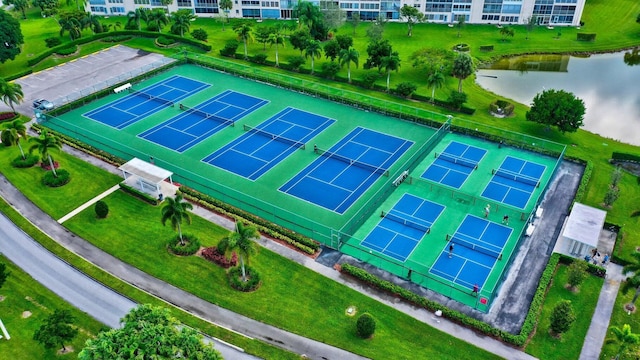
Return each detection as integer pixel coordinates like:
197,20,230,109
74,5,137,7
563,202,607,257
118,158,174,197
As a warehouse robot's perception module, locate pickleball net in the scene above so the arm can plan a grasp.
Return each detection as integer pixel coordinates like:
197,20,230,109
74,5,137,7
492,168,540,187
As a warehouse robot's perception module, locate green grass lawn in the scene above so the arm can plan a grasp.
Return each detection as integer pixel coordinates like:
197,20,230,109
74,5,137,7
525,264,604,359
63,190,501,360
0,256,104,359
0,142,121,219
602,284,640,360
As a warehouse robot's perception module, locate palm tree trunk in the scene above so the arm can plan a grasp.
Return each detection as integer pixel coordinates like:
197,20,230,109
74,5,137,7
275,45,279,67
311,57,315,74
347,64,352,83
386,70,391,91
458,78,463,93
47,155,57,177
240,256,247,282
632,286,640,306
431,86,436,103
178,222,184,246
243,39,248,59
18,142,25,160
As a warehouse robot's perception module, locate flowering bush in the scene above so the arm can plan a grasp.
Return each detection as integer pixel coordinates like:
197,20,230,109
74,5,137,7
201,247,238,268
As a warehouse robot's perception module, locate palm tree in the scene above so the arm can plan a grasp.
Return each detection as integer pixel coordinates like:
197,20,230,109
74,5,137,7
143,9,169,32
233,22,254,60
82,13,103,34
622,251,640,311
339,47,359,83
126,8,145,31
426,70,446,103
304,40,322,74
267,25,285,67
452,52,475,93
607,324,640,360
0,79,24,113
28,130,62,177
380,51,401,92
1,119,28,159
170,10,195,37
218,221,259,282
160,194,193,246
219,0,233,30
161,0,174,14
58,17,83,41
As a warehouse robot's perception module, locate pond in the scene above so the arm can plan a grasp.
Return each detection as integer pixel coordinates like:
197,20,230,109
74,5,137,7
476,49,640,146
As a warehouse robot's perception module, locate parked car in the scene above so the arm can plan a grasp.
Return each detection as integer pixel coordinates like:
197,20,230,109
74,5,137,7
32,99,54,111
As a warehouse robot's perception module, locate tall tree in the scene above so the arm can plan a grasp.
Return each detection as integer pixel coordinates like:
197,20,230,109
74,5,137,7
219,0,233,30
366,14,386,41
525,15,537,40
295,1,327,40
161,0,173,14
549,300,576,338
622,251,640,311
7,0,29,19
233,21,254,59
1,119,28,159
339,47,359,83
82,13,104,34
0,79,24,113
607,324,640,360
426,70,445,103
255,26,272,50
335,34,353,50
79,305,221,360
170,9,195,37
320,0,345,32
126,8,144,30
0,8,25,63
289,29,311,55
29,129,62,177
500,26,515,41
380,50,401,92
33,309,78,352
267,24,285,67
304,39,322,74
526,89,586,133
218,221,259,282
399,5,424,37
456,14,465,37
349,12,360,35
143,8,169,32
59,16,83,40
160,194,193,246
363,39,391,70
451,52,474,93
323,39,340,61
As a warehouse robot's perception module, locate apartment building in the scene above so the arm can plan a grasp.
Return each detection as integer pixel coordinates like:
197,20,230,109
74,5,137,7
88,0,585,27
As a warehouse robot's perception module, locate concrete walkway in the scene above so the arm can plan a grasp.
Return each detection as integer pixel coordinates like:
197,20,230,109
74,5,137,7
57,184,120,224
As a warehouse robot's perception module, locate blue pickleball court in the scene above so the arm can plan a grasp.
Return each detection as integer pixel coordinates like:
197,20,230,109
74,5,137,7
481,156,546,209
360,193,445,262
203,108,335,180
429,215,512,289
138,90,268,152
421,141,487,189
84,75,210,129
280,127,413,214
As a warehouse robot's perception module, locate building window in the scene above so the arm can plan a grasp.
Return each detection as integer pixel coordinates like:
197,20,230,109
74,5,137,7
177,0,192,6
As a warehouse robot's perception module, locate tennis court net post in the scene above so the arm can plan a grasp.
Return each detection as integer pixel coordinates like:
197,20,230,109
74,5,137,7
492,168,540,187
314,146,389,177
179,104,235,127
128,88,175,107
243,124,305,149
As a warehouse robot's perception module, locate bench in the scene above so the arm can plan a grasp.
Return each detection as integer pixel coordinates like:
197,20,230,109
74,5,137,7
526,223,535,236
535,207,544,218
114,83,132,94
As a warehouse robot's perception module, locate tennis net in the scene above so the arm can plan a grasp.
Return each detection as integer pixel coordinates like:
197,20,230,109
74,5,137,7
315,148,389,176
180,104,235,127
492,168,540,187
129,89,174,107
435,152,478,170
449,233,501,259
243,124,305,149
382,211,430,233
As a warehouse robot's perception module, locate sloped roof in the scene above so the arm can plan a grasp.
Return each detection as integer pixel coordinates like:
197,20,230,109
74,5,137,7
562,202,606,247
118,158,172,184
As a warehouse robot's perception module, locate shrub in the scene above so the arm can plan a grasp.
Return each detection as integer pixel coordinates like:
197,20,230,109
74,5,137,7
167,234,200,256
252,53,267,64
549,300,576,337
191,28,208,42
95,200,109,219
156,36,176,46
42,169,70,187
11,154,39,168
287,56,305,71
0,112,18,122
201,247,238,268
220,40,239,57
604,186,620,207
102,35,133,42
356,313,376,338
45,37,62,48
361,71,380,89
321,61,341,79
448,91,468,110
479,45,494,52
576,33,596,42
489,99,514,116
228,266,261,292
395,82,417,98
55,45,78,56
119,184,159,206
566,260,588,289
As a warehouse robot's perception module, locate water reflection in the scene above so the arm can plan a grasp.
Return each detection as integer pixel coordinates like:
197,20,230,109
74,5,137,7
476,50,640,146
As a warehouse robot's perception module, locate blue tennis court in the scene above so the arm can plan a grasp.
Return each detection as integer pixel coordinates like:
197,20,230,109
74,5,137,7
280,127,413,214
138,90,268,152
421,141,487,188
481,156,546,209
84,75,210,129
360,193,445,262
203,107,335,180
429,215,513,289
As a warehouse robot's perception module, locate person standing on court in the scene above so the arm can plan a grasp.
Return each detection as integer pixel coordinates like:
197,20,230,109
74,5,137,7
502,214,509,225
484,204,490,218
472,284,479,296
449,243,454,258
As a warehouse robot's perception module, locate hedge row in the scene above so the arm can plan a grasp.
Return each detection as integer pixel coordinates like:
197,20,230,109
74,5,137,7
223,54,476,115
27,31,211,67
341,253,562,347
119,183,160,206
577,33,597,42
4,69,33,82
179,186,319,255
612,151,640,163
571,158,592,204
